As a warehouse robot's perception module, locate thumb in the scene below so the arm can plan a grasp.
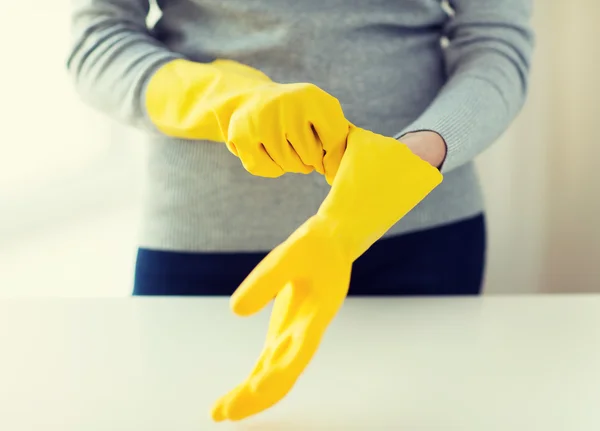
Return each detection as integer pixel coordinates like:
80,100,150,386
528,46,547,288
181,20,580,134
323,123,353,186
323,151,344,186
230,247,292,317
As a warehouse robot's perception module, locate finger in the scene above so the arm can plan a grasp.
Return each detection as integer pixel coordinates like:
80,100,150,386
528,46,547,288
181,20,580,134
285,125,325,175
210,341,273,421
313,120,348,185
225,381,284,422
215,284,305,421
225,140,239,156
255,323,324,404
210,380,247,422
310,106,349,185
262,138,313,174
227,110,285,178
228,321,322,421
230,247,294,316
235,142,285,178
245,283,308,389
216,286,303,421
224,287,333,420
210,398,227,422
220,336,297,422
264,283,295,344
267,138,314,174
283,139,314,174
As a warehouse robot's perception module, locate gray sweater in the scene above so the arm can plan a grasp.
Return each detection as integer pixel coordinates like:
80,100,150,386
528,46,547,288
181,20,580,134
67,0,534,252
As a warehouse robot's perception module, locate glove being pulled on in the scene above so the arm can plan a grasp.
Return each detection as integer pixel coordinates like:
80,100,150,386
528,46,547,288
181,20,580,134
145,59,349,184
210,125,443,422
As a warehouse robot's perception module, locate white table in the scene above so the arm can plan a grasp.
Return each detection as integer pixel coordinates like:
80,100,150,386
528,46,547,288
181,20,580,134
1,296,599,430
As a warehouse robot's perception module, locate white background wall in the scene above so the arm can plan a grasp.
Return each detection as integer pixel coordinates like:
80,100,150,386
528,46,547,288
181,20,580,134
1,0,599,297
478,0,600,293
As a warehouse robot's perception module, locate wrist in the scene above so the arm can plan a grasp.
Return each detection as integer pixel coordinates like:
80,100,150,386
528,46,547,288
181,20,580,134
398,130,447,169
295,214,358,262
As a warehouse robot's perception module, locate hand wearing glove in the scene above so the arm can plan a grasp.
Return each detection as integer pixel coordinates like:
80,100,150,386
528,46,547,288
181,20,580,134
210,125,443,422
145,59,349,184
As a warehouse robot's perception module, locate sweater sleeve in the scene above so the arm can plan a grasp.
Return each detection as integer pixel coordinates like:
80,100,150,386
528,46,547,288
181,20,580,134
395,0,534,173
66,0,182,131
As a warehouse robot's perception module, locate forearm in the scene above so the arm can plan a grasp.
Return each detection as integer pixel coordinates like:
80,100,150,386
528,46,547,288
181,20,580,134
397,0,534,173
397,72,526,172
67,0,182,131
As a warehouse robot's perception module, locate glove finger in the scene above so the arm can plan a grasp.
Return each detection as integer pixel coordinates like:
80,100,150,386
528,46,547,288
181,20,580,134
265,283,295,344
228,388,284,421
211,341,273,422
230,246,294,316
224,320,321,421
310,106,349,185
225,286,341,421
285,125,325,175
210,396,228,422
214,286,303,420
223,337,298,422
210,379,247,422
223,381,281,422
235,142,285,178
227,110,284,178
211,338,280,422
225,140,239,156
313,121,348,185
248,282,310,389
255,314,323,392
262,137,313,174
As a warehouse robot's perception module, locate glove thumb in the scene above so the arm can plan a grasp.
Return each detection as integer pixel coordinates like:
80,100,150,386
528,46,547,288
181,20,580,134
230,246,292,317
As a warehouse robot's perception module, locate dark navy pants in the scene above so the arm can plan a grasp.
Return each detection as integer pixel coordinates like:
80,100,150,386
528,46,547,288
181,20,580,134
133,214,486,296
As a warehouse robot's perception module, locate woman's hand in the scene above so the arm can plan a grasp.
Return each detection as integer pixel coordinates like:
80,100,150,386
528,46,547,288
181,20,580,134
145,59,350,184
399,130,447,169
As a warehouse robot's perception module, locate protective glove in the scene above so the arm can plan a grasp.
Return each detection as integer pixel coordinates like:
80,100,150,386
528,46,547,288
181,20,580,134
210,125,443,422
145,59,349,183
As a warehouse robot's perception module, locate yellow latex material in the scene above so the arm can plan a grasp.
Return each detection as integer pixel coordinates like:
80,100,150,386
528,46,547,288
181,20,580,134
211,126,443,422
145,59,349,183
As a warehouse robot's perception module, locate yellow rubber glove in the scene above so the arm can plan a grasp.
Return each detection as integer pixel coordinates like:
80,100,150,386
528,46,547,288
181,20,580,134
210,126,443,422
145,59,349,183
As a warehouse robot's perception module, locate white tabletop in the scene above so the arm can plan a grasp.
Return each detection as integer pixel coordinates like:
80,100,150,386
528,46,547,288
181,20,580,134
1,295,599,431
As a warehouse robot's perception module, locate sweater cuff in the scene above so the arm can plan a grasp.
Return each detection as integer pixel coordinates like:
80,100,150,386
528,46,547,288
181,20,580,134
394,76,509,174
